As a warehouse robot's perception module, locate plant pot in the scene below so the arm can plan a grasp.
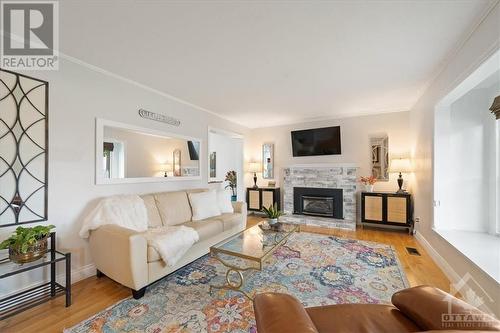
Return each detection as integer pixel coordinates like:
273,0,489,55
267,218,278,225
9,237,48,264
231,195,237,202
364,184,374,192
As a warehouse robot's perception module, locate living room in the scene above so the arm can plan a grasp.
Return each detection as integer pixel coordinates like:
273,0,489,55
0,1,499,332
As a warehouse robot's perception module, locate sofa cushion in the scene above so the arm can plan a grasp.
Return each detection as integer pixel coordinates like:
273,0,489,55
217,213,243,231
155,191,192,226
217,190,234,214
183,219,224,241
306,304,420,333
141,194,163,228
188,190,221,221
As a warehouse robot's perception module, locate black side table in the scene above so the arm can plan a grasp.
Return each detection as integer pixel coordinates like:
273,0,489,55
0,232,71,320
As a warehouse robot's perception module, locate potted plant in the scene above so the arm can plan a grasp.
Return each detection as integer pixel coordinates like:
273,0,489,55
224,170,237,201
360,175,377,192
0,225,55,264
261,203,283,225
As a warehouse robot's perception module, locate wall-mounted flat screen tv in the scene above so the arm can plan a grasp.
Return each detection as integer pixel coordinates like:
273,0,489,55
291,126,341,157
187,141,200,160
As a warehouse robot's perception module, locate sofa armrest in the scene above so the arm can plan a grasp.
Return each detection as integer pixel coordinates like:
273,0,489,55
392,285,500,331
89,224,148,290
232,201,247,215
254,293,319,333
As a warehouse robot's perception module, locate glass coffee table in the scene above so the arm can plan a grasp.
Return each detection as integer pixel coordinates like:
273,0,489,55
209,222,299,299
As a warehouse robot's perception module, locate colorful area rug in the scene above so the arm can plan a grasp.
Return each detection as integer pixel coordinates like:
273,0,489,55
66,232,409,333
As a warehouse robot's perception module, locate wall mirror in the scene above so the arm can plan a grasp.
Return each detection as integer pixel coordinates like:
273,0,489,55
262,143,274,179
0,69,48,227
96,119,201,184
370,136,389,181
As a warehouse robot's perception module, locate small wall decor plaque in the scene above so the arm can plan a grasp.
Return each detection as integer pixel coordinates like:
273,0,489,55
138,109,181,127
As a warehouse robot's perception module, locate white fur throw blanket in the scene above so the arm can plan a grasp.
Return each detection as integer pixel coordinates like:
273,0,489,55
143,226,199,266
79,195,148,238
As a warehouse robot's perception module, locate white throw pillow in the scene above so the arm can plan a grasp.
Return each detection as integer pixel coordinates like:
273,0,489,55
188,190,222,221
217,190,234,214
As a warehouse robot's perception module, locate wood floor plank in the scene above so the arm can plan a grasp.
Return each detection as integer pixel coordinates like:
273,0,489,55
0,215,451,332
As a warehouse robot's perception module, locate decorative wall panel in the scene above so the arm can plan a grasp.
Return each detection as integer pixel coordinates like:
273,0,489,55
0,69,48,227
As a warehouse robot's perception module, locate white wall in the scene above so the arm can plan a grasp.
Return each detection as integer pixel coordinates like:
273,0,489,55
0,58,247,296
208,131,244,200
410,2,500,316
245,111,411,193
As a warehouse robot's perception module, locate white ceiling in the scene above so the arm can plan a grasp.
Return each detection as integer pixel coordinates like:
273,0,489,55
60,0,496,128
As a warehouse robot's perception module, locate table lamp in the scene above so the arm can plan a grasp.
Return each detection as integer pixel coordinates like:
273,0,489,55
160,163,172,177
248,162,261,189
389,158,412,193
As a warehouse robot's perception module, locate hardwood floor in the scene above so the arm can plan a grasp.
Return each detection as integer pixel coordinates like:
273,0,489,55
1,216,450,333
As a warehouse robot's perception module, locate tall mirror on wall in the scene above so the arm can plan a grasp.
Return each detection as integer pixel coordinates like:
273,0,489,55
96,119,201,184
370,136,389,181
0,69,48,227
262,143,274,179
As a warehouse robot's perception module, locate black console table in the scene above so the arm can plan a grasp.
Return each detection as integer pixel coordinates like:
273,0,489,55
361,192,414,234
0,232,71,320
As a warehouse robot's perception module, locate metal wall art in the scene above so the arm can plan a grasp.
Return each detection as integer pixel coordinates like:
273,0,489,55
0,69,48,227
138,109,181,127
173,149,182,176
262,143,274,179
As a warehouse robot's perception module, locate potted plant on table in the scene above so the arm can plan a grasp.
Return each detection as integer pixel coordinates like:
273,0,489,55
261,203,283,225
360,175,377,192
224,170,237,201
0,225,55,264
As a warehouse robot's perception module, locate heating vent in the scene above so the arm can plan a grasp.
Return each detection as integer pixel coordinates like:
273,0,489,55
406,247,421,256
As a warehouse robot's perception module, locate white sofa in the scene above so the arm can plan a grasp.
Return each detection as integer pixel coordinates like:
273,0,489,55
88,189,247,298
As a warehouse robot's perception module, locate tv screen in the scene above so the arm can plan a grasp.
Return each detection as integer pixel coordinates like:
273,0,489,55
291,126,341,156
187,141,200,160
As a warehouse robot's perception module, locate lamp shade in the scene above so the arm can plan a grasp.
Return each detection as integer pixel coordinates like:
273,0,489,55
389,158,412,173
248,162,261,173
160,163,172,172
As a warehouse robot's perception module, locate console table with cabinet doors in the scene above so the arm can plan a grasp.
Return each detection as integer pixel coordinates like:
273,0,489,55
246,187,281,212
361,192,414,234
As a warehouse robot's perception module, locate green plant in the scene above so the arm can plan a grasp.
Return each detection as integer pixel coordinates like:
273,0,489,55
224,170,237,196
0,225,55,253
261,203,283,219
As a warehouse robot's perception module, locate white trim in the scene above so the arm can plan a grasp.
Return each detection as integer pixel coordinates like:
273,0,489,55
415,231,461,284
285,163,359,169
95,118,203,184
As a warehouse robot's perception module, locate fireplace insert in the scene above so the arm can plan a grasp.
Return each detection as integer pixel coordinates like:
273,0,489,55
293,187,343,219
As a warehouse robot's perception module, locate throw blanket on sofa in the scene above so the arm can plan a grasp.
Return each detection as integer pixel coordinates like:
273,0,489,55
143,226,199,266
79,195,148,238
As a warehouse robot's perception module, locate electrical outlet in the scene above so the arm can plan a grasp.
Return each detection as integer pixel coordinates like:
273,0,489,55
415,217,420,223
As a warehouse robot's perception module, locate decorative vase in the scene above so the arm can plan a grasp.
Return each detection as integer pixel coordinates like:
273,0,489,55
364,184,374,192
9,237,48,264
231,195,237,202
268,218,278,225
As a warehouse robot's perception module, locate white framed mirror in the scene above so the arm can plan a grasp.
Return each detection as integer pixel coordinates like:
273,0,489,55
370,135,389,181
95,118,202,184
262,143,274,179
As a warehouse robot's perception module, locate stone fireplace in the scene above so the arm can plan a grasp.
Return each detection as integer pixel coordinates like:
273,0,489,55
282,164,357,228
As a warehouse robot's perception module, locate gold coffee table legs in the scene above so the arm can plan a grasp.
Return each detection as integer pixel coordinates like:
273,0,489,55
209,255,260,300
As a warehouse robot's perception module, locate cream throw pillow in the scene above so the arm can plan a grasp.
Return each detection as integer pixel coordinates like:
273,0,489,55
217,190,234,214
188,190,221,221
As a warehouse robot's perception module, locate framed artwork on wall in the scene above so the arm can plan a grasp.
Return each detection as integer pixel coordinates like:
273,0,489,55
209,152,216,178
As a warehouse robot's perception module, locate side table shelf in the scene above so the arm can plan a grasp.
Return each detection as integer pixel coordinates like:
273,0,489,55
0,232,71,320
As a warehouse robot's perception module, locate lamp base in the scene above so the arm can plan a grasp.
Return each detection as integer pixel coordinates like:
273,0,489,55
253,173,258,189
396,172,404,193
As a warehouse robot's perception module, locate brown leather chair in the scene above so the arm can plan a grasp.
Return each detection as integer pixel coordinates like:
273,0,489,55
253,285,500,333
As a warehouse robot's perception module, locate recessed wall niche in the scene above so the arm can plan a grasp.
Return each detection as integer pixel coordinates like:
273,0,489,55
0,69,48,227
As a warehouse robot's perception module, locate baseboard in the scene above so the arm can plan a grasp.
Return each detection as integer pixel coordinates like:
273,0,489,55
0,263,96,299
415,231,461,285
